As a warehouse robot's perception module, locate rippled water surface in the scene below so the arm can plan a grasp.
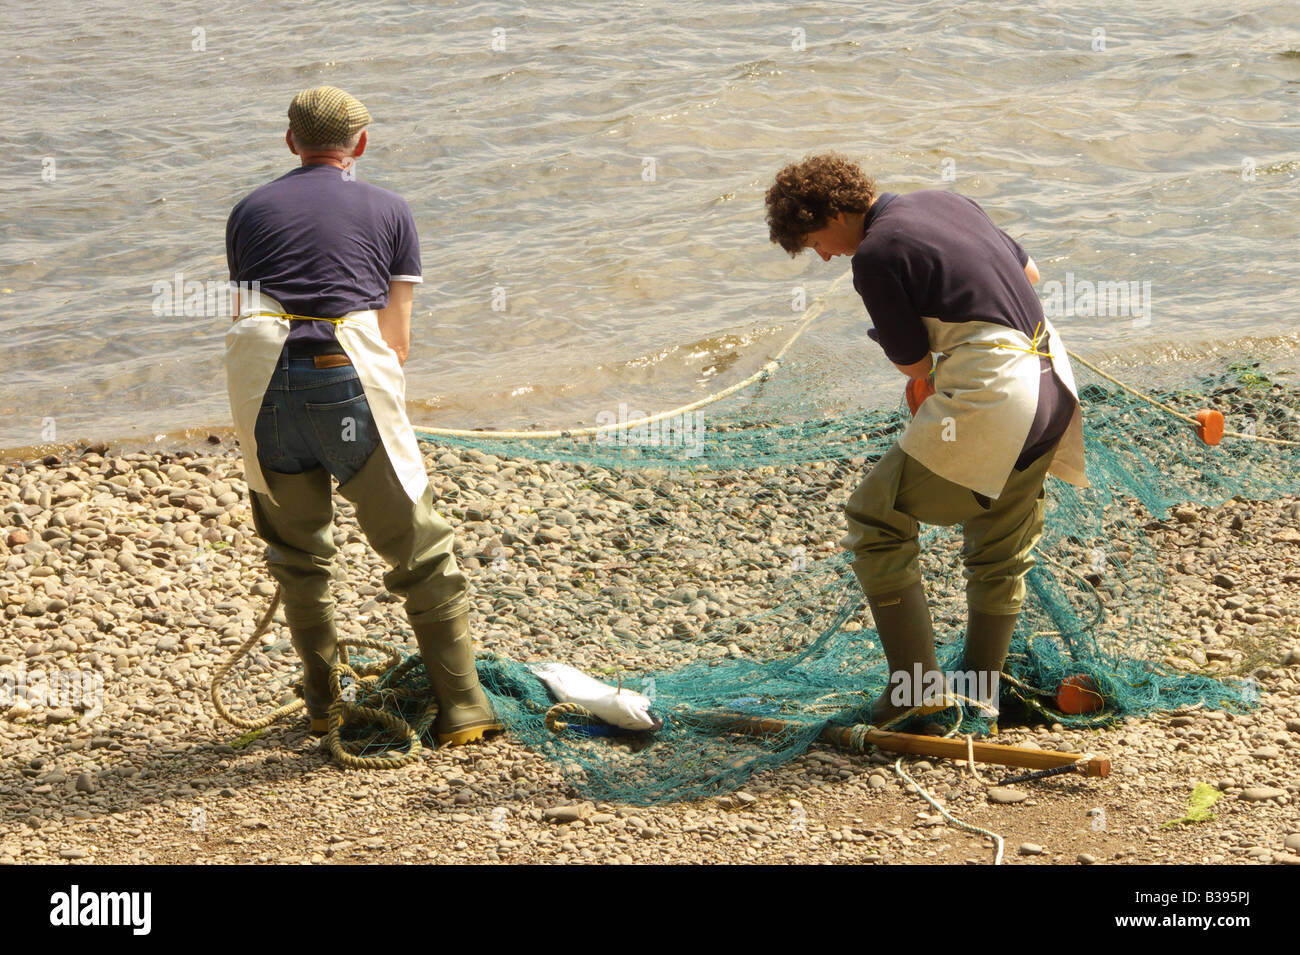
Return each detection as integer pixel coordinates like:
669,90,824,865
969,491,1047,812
1,0,1297,450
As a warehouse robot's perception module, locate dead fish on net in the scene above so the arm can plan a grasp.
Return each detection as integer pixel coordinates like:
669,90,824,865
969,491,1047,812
530,662,665,736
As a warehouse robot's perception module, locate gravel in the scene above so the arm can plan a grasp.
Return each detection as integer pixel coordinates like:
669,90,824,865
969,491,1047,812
0,434,1296,865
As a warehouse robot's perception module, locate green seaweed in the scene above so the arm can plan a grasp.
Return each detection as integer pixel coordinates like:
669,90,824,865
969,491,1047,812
1161,782,1223,828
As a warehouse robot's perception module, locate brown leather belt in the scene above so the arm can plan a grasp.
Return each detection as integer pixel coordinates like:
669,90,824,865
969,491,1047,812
312,354,352,368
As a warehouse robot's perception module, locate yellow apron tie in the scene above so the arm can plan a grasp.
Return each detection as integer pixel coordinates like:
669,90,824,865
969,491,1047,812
247,310,350,326
972,321,1054,359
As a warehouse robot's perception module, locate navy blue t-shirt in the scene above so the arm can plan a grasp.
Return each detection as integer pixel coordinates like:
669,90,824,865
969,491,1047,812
851,190,1075,470
227,163,422,346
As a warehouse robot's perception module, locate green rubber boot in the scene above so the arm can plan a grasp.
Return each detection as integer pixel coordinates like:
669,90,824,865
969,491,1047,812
250,467,339,735
413,612,502,745
864,581,950,728
960,608,1019,723
289,618,339,734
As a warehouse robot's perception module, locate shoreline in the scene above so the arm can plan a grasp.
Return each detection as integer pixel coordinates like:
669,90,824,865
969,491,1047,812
5,329,1299,464
0,428,240,469
1,431,1297,864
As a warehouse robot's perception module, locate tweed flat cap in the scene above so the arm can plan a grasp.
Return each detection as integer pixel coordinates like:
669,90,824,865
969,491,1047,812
288,86,371,147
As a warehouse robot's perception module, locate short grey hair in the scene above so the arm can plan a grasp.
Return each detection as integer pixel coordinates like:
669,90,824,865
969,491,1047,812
291,129,362,153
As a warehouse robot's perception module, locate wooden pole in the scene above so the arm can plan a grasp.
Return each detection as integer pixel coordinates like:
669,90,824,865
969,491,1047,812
690,710,1110,778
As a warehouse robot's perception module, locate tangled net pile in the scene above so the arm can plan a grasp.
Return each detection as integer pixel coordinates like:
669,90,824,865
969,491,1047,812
253,344,1297,805
215,288,1300,804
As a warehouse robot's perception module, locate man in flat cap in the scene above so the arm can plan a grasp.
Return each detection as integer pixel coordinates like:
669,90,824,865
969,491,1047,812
224,86,500,746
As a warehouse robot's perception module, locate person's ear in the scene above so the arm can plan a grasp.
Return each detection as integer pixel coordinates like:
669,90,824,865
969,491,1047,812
353,129,368,159
286,128,299,155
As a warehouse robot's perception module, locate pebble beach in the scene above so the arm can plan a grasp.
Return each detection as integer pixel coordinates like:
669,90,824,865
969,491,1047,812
1,431,1298,866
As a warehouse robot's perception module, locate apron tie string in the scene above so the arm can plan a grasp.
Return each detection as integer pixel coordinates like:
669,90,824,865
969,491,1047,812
974,321,1054,359
245,310,349,326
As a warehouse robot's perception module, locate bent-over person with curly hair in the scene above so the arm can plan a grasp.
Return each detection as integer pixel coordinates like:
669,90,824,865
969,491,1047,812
765,154,1089,729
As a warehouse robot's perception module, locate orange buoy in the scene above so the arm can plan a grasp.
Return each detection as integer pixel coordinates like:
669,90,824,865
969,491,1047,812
1056,675,1104,714
1195,409,1224,446
906,377,936,415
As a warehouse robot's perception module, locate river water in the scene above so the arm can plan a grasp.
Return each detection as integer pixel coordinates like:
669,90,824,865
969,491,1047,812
2,0,1297,452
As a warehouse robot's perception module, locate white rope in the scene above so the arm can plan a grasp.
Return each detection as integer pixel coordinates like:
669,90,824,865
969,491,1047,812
964,733,992,786
412,270,854,440
1066,349,1298,447
893,756,1006,866
410,279,1295,449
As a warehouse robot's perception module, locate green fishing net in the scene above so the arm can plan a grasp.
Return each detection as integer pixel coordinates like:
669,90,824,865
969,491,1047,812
313,352,1297,804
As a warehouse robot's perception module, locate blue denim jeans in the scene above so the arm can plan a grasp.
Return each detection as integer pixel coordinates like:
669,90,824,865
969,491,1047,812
254,348,382,484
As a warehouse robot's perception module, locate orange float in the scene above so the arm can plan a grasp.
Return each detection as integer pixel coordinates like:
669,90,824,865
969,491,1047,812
1055,675,1105,714
906,377,936,416
1195,409,1224,446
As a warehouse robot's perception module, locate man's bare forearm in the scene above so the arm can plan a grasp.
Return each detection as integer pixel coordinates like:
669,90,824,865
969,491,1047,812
377,281,413,366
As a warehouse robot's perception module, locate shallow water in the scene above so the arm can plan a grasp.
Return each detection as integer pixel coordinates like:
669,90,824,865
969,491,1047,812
1,0,1297,451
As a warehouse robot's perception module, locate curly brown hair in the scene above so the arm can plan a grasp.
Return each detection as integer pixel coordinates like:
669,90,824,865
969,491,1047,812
765,154,877,256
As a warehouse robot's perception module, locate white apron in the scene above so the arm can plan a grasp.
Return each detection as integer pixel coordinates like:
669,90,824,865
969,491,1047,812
899,316,1089,499
224,294,430,507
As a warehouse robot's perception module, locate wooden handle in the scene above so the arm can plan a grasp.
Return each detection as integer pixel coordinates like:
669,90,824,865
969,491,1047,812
830,725,1109,777
689,710,1109,778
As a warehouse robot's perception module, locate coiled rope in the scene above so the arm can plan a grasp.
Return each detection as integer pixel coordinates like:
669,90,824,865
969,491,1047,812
210,584,305,732
210,584,434,769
